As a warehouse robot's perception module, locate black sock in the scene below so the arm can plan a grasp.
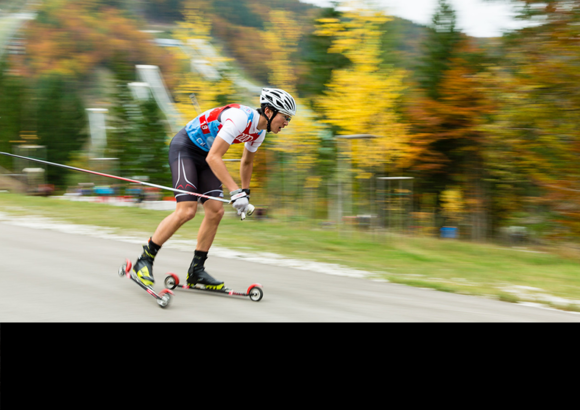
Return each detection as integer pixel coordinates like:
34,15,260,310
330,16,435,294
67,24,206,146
147,237,162,256
192,250,208,270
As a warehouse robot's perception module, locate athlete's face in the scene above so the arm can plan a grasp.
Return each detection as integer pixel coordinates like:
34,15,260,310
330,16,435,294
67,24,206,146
271,111,291,134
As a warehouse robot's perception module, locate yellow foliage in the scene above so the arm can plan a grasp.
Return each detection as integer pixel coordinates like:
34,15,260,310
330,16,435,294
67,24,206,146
180,0,213,40
441,188,465,222
171,1,236,122
269,102,323,172
260,9,322,170
315,6,409,172
314,17,344,37
261,10,301,90
355,172,373,180
305,175,323,189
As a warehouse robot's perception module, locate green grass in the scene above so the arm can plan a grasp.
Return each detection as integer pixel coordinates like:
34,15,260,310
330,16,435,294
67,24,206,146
2,192,580,311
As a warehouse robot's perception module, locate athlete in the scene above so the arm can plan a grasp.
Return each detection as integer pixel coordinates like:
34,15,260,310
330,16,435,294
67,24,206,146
131,88,296,290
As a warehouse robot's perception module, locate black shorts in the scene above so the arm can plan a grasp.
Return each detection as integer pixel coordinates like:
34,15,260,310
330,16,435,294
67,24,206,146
168,128,224,203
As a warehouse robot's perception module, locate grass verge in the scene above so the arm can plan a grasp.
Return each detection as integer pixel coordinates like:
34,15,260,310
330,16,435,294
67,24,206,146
2,192,580,311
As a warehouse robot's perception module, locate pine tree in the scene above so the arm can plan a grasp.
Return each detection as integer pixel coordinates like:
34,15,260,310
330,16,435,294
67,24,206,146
0,61,30,170
36,73,88,189
106,79,171,186
414,0,462,100
296,7,351,100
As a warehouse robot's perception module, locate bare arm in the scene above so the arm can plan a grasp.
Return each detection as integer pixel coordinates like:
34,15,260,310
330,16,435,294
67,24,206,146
240,147,256,190
206,137,239,193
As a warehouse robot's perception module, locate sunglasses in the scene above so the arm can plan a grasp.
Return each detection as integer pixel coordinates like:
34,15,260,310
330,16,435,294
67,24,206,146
279,113,292,123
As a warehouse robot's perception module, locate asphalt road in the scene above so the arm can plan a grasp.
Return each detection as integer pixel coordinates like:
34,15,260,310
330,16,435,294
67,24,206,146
1,221,579,322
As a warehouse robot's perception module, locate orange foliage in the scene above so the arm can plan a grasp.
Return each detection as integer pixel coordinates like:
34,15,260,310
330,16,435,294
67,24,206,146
12,2,178,87
483,0,580,237
403,39,494,174
210,16,272,82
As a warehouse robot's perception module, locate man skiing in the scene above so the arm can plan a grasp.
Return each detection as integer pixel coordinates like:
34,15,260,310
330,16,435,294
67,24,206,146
131,88,297,290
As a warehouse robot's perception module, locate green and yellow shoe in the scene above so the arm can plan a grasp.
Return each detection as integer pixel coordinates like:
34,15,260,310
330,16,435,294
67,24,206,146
132,245,156,287
186,266,224,290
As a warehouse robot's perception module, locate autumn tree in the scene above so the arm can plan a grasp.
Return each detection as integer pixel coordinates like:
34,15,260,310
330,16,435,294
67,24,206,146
308,5,409,219
401,0,499,239
260,9,326,215
296,7,351,100
480,0,580,239
403,0,463,184
315,6,409,175
17,0,178,84
409,41,495,239
171,0,236,118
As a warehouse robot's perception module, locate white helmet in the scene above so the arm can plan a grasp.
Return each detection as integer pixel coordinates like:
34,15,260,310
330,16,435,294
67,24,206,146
260,88,296,116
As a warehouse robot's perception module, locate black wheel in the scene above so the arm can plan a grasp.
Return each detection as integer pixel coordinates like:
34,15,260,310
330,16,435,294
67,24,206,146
164,275,178,290
248,286,263,302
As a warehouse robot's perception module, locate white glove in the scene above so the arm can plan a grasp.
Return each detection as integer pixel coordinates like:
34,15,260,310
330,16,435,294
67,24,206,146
230,189,251,220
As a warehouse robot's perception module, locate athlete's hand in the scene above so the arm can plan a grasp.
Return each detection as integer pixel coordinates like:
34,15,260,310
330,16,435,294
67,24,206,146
244,204,255,220
230,189,251,220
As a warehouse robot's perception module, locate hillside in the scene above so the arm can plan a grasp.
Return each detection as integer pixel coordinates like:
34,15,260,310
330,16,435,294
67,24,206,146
139,0,497,88
136,0,435,85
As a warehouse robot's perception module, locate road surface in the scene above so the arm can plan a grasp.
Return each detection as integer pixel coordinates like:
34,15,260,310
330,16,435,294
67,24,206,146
1,220,579,322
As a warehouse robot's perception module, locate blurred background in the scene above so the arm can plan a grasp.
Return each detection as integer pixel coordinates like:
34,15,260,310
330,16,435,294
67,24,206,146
1,0,579,246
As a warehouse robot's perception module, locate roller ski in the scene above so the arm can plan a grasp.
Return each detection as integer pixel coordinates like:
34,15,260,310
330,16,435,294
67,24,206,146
118,259,174,308
163,273,264,302
164,250,262,301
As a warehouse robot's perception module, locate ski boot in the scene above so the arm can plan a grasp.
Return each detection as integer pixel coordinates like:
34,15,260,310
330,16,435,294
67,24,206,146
132,241,158,287
186,252,224,290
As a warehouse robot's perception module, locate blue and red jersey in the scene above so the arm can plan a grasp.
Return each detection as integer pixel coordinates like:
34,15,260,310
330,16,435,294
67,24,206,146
184,104,266,153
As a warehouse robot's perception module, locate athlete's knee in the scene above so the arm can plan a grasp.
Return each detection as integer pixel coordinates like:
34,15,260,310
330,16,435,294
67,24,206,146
204,203,224,221
208,207,224,221
175,202,197,223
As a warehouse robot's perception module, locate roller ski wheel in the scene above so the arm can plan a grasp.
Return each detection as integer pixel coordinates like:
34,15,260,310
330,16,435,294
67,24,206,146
119,259,174,308
164,273,263,302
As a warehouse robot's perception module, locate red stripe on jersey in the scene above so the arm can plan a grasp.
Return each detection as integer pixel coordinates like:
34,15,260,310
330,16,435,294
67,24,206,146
207,104,241,122
199,114,210,134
